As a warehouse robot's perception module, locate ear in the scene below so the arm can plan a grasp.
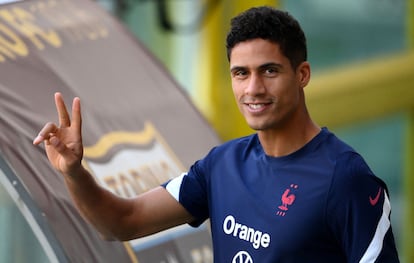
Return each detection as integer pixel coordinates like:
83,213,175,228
297,61,311,88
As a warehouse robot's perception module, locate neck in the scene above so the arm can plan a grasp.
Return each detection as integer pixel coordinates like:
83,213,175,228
257,118,321,157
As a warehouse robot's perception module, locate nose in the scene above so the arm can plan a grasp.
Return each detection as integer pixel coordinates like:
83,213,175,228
245,73,265,96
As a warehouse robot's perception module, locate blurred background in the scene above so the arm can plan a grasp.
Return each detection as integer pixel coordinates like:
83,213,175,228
0,0,409,261
95,0,413,261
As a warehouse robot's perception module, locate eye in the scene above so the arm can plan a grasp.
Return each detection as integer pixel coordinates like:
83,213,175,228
263,67,278,76
236,70,247,76
231,69,248,79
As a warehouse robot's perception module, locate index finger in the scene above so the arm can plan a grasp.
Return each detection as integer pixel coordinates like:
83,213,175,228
55,92,71,128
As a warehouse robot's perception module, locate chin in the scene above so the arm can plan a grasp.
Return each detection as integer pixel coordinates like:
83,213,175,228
247,119,280,131
245,115,276,131
247,122,267,131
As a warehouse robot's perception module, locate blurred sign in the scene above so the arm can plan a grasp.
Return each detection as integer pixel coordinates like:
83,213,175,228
0,0,219,262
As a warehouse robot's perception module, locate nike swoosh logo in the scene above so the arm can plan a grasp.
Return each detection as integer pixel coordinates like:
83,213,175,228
369,187,382,206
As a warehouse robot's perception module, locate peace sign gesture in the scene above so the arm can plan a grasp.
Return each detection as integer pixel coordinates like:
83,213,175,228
33,92,83,177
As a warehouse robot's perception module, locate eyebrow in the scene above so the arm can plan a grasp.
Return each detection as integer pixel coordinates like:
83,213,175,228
230,66,245,73
230,62,284,73
258,62,284,71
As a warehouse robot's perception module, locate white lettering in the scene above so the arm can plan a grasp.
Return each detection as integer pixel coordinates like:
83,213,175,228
223,215,235,234
222,215,271,249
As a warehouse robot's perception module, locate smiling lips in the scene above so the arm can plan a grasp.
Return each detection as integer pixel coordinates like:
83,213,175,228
248,103,266,109
245,102,272,112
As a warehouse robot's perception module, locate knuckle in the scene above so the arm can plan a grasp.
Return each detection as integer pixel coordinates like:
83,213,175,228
39,122,57,136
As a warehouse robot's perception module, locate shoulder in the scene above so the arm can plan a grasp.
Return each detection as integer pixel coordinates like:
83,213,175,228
316,128,373,173
189,134,258,174
319,128,356,157
204,133,258,160
216,133,257,150
327,145,387,202
318,129,386,195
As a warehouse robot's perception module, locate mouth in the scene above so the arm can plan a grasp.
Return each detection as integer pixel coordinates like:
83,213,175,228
244,102,271,112
248,103,266,110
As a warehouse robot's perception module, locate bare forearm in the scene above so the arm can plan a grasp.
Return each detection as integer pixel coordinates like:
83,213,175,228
33,94,193,241
61,166,193,241
62,166,134,240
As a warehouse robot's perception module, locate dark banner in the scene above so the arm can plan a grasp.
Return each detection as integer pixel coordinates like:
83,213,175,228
0,0,219,262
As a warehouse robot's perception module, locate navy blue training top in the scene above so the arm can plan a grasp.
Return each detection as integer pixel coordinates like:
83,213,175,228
164,128,399,262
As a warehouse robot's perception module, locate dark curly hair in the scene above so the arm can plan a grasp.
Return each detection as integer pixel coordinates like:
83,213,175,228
226,6,307,69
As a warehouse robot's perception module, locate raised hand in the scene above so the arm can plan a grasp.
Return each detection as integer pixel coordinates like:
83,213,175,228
32,94,194,241
33,92,83,176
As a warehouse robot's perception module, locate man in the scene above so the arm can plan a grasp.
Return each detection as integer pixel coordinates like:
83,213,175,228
33,6,399,262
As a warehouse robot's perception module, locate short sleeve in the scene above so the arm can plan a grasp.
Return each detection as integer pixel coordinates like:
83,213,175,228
163,158,211,227
326,152,399,262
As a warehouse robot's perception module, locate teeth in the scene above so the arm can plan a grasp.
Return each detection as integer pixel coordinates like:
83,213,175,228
249,104,264,109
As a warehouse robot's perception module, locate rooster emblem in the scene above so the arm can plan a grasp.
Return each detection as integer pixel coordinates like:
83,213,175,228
277,184,298,216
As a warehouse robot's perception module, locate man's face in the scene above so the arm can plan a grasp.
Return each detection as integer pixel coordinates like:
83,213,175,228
229,38,308,132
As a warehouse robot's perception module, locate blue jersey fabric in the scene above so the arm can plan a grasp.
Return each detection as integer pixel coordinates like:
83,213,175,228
164,128,399,262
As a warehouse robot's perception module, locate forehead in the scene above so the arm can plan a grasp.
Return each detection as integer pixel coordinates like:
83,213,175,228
229,38,289,67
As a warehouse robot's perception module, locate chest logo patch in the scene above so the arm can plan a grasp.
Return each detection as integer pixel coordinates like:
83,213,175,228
276,184,298,216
